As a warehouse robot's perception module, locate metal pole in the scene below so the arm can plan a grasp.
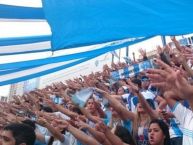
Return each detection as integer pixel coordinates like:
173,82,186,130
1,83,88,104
126,46,129,57
161,36,166,46
111,53,114,64
119,49,121,62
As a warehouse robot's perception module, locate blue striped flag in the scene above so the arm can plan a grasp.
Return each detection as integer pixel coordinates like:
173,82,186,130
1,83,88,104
110,59,154,80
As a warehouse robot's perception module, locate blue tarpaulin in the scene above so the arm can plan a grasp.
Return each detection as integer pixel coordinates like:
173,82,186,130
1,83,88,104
42,0,193,50
0,0,193,85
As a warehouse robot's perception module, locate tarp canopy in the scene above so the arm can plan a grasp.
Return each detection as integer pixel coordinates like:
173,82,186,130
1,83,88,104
0,0,193,86
42,0,193,49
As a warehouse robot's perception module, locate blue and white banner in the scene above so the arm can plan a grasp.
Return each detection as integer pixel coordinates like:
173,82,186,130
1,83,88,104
179,38,189,46
111,59,154,80
71,88,94,108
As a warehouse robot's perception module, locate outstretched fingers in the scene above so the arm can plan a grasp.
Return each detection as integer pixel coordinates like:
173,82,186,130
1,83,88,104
146,68,168,82
150,82,166,90
153,59,173,73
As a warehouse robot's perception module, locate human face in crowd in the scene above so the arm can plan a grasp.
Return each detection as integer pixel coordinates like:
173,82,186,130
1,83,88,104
148,123,165,145
142,80,150,90
0,130,15,145
137,103,145,113
117,87,124,95
86,98,96,113
67,101,75,111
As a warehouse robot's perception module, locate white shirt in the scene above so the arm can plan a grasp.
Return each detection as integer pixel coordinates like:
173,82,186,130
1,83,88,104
36,124,51,136
141,90,156,100
172,102,193,145
45,132,76,145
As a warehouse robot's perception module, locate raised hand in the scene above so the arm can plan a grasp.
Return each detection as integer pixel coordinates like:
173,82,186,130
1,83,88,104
146,59,193,100
139,48,147,57
76,120,89,130
164,44,172,54
6,113,17,123
36,117,48,126
127,79,139,94
170,36,177,42
95,122,108,133
156,45,163,54
94,87,107,94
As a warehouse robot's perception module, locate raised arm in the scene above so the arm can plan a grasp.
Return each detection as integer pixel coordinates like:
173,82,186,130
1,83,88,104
55,104,77,119
36,117,64,142
95,101,106,118
79,107,102,123
147,58,193,109
180,56,193,77
95,88,136,121
155,96,167,110
59,120,100,145
171,36,182,51
77,120,112,145
138,92,159,119
96,122,126,145
127,81,159,120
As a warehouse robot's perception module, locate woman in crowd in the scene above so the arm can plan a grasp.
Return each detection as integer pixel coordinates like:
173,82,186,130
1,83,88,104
148,119,170,145
95,83,159,145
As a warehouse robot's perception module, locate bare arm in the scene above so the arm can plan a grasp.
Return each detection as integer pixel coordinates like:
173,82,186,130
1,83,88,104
95,88,136,121
95,101,106,118
97,122,125,145
137,92,159,120
55,104,77,119
36,118,64,142
79,107,102,123
171,37,182,51
67,124,100,145
181,59,193,77
155,96,167,110
78,121,112,145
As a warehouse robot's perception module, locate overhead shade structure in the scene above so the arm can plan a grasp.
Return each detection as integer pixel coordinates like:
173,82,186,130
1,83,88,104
42,0,193,50
1,0,193,86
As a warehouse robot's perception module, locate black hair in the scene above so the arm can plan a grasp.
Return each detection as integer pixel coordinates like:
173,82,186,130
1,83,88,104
114,125,136,145
131,78,142,89
72,107,83,115
41,106,53,113
186,44,192,48
160,53,171,66
111,82,120,94
149,119,170,145
3,123,36,145
22,119,36,130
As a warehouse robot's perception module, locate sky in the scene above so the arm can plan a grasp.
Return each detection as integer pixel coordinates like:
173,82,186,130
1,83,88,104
0,85,10,96
0,0,192,96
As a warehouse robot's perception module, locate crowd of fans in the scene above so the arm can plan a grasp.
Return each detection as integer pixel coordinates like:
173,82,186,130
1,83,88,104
0,37,193,145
